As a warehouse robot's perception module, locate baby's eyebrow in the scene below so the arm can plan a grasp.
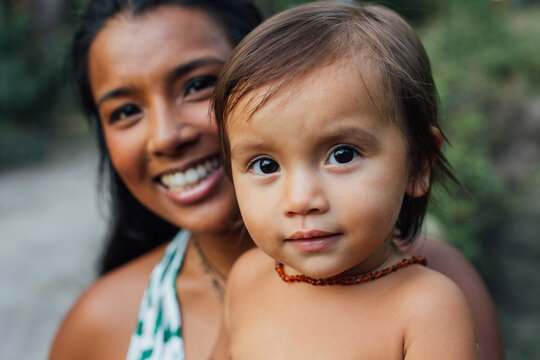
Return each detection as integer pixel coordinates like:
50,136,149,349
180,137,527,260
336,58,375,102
317,126,381,147
230,142,269,159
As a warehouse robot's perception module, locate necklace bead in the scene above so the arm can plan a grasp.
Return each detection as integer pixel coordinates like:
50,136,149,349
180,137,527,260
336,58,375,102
275,256,427,286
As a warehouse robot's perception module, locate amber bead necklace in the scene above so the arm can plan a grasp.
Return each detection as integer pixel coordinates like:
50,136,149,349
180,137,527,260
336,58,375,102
275,256,427,286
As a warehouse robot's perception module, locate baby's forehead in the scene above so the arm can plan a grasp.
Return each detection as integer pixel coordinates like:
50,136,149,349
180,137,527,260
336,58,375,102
228,56,392,125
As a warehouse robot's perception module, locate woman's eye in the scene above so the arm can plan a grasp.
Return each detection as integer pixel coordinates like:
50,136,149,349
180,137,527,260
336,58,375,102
184,76,217,96
250,158,280,174
110,104,141,124
328,146,359,164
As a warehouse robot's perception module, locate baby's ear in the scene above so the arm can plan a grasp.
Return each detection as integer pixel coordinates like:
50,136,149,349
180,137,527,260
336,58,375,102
405,127,443,197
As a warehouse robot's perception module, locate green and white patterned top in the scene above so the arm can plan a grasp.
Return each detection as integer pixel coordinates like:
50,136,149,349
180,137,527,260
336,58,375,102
126,230,190,360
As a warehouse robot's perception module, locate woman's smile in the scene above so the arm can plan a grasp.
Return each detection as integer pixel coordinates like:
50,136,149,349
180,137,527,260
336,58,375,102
159,156,226,204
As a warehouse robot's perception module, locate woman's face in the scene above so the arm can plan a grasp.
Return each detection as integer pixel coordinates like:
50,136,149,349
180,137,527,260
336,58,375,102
89,6,239,233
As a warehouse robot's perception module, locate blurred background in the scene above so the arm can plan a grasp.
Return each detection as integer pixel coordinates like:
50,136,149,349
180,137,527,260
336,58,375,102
0,0,538,358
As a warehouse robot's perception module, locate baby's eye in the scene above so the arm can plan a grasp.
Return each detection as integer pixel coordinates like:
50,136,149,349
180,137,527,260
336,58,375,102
110,104,141,124
327,146,359,164
249,157,280,175
184,76,217,97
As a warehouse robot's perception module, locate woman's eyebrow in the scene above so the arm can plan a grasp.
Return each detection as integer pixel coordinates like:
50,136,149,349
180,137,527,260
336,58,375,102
165,56,226,85
96,87,138,107
96,57,226,107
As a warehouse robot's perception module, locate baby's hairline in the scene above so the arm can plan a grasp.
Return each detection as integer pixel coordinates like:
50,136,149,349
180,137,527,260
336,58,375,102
222,54,399,134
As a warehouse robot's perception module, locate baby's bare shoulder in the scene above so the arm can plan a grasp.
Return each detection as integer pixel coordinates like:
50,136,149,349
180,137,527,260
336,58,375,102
228,248,272,280
395,267,480,359
393,266,470,321
226,249,273,294
402,265,465,299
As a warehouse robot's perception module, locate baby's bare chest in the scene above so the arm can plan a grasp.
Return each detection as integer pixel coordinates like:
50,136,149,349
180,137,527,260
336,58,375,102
229,284,407,359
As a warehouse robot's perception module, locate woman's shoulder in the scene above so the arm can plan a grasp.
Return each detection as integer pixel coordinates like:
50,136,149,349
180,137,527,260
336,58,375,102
75,241,169,319
49,243,169,360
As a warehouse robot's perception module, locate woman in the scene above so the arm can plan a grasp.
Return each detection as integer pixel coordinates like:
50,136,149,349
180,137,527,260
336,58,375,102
49,1,503,359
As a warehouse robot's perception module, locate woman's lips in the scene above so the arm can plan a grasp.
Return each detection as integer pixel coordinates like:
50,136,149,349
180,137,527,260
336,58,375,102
161,166,225,204
160,156,220,190
286,230,340,252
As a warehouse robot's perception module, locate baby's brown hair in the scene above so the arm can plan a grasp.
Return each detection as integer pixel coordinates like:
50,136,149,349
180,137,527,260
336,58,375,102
213,1,458,244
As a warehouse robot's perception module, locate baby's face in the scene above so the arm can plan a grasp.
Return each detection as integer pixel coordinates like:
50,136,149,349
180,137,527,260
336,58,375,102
227,60,421,278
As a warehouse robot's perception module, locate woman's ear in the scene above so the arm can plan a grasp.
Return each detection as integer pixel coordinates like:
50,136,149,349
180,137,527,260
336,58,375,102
405,127,443,197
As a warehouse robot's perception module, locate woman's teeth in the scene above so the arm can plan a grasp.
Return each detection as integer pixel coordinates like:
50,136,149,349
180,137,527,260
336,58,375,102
161,157,220,191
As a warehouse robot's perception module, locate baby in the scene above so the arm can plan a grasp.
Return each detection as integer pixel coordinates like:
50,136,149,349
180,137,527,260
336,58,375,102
212,2,480,359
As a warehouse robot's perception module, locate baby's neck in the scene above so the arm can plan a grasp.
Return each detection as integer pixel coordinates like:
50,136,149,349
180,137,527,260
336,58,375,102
290,243,405,281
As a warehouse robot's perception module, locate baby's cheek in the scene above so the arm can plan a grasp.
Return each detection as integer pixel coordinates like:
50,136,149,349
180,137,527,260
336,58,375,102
236,187,265,229
237,194,280,252
341,190,402,231
242,214,274,253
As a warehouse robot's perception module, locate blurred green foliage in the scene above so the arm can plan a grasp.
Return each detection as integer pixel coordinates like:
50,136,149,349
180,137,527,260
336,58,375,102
256,0,445,23
0,2,80,168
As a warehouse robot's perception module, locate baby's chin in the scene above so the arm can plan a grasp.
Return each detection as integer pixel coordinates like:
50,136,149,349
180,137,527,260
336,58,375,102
279,259,352,280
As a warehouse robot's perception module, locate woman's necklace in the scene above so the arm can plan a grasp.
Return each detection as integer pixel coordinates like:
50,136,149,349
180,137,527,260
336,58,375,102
275,256,427,286
192,236,227,302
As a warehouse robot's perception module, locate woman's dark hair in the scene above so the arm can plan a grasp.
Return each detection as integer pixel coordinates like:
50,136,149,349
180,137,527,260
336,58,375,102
72,0,262,275
214,2,460,246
